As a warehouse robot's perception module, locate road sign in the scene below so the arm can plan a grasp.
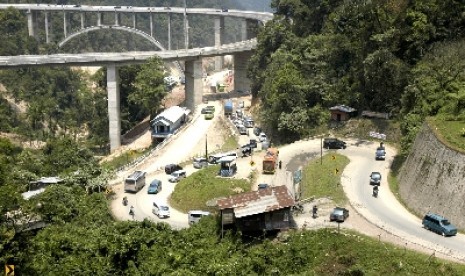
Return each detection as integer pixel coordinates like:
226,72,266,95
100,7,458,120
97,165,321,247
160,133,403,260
5,264,14,276
250,160,255,166
334,168,339,175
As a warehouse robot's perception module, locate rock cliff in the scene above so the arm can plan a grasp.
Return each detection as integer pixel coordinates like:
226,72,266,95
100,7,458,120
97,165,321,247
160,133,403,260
399,122,465,229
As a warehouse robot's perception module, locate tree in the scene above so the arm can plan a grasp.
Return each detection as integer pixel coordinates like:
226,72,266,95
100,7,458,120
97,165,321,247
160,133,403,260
129,57,167,119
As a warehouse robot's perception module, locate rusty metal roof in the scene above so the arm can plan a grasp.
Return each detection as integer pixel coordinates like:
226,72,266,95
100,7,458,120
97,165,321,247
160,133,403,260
217,185,295,218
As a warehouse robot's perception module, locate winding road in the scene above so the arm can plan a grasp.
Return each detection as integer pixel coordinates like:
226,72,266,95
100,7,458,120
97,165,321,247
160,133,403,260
111,105,465,263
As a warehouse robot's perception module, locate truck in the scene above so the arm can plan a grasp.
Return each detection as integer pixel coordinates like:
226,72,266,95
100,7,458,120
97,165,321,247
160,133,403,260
224,100,233,116
262,147,279,174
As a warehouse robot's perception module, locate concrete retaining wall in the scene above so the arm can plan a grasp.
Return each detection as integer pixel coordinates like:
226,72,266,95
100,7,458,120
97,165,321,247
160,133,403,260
398,122,465,229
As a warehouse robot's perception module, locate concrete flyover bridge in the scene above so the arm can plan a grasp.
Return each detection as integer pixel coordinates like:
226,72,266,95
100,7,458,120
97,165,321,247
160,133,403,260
0,4,273,152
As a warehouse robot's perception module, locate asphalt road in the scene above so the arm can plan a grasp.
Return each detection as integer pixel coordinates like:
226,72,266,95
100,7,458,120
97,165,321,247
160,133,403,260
111,105,465,262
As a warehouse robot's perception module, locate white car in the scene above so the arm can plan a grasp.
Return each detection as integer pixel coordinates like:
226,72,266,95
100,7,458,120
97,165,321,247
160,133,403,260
168,170,186,183
152,202,170,218
258,132,267,142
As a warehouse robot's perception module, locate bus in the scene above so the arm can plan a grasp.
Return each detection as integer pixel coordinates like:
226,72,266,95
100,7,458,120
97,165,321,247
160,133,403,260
124,171,146,193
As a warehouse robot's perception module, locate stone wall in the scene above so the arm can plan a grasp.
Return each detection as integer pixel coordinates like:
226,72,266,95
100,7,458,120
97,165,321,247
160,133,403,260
398,122,465,229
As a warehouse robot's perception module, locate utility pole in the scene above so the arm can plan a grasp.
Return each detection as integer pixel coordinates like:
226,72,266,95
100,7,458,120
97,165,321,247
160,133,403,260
205,134,208,159
320,136,323,165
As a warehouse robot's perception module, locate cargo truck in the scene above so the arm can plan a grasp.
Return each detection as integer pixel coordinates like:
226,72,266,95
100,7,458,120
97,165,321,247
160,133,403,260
262,148,279,174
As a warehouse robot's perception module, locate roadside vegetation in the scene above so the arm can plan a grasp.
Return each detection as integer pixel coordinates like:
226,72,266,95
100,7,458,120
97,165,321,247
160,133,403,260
301,153,350,206
169,165,251,213
428,118,465,154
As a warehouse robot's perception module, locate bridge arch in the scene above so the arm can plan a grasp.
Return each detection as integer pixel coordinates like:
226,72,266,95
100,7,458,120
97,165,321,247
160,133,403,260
58,25,166,50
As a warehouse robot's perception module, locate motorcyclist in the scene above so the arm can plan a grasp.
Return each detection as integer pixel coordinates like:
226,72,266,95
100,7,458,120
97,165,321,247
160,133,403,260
373,185,379,197
129,206,135,216
122,196,128,206
312,205,318,218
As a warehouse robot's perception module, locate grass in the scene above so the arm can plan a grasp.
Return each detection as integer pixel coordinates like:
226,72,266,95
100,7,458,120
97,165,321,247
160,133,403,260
279,228,465,275
301,153,350,205
169,165,251,213
100,148,149,170
220,134,239,152
428,117,465,153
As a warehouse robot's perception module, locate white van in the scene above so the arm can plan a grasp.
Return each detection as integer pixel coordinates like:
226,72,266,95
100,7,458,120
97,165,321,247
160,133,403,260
188,210,211,225
152,201,170,219
208,151,238,164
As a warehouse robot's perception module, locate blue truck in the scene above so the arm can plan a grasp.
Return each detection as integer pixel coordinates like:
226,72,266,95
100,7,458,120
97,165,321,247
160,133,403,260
224,100,233,116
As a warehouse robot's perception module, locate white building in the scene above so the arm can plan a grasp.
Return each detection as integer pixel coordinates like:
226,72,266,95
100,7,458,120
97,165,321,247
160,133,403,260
150,106,190,140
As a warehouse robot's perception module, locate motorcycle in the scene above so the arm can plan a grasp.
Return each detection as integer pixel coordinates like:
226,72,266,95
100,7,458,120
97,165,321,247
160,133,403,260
373,186,379,198
129,206,135,216
122,197,128,206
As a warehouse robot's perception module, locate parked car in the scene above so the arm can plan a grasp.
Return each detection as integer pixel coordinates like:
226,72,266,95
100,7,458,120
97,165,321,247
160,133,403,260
201,108,208,114
253,127,262,136
375,147,386,160
152,201,170,218
258,132,267,142
147,179,162,194
188,210,211,224
193,157,208,169
239,126,248,135
422,212,457,236
168,170,187,183
205,105,215,112
369,172,382,185
323,138,347,149
258,183,269,190
165,164,182,174
329,207,349,222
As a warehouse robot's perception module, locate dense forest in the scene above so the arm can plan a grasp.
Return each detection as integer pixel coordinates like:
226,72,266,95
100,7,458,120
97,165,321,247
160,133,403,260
1,0,465,274
249,0,465,152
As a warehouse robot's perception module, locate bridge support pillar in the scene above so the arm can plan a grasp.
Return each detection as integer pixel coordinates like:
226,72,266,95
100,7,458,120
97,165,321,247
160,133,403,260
44,12,52,43
97,12,103,26
150,13,154,37
214,16,225,71
63,11,68,38
114,12,120,26
107,64,121,152
184,59,203,112
26,10,38,39
80,12,85,29
240,18,248,41
234,51,253,93
168,14,172,50
132,13,137,28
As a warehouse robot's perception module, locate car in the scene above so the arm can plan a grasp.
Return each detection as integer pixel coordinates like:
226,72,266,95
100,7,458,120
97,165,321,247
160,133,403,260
201,108,208,114
164,7,171,10
253,127,262,136
422,212,457,236
323,138,346,149
152,202,170,218
221,8,229,12
193,157,208,169
168,170,187,183
204,110,214,120
239,126,248,135
165,164,182,174
329,207,349,222
205,105,215,112
258,183,269,190
369,172,382,185
147,179,162,194
188,210,211,224
114,6,121,9
258,132,267,142
375,147,386,160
